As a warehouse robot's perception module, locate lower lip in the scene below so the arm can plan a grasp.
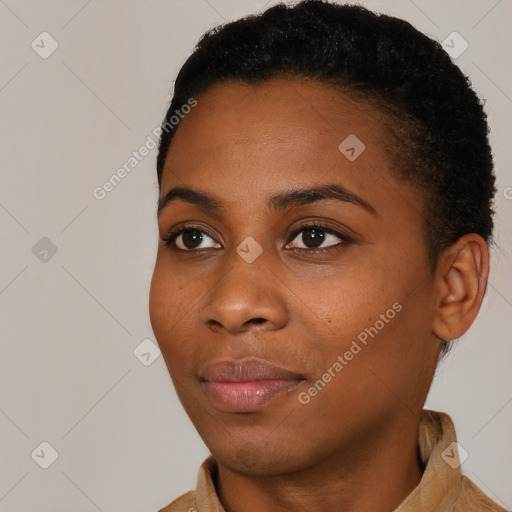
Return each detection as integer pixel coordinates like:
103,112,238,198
204,379,302,412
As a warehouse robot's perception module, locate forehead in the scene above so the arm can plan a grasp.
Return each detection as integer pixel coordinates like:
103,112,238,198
162,78,390,187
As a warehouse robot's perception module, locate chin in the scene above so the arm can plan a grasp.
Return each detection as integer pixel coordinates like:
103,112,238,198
206,432,315,477
215,449,297,477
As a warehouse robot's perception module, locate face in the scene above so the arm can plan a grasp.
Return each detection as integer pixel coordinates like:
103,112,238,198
149,78,441,477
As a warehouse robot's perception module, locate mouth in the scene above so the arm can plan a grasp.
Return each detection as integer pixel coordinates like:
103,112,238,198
200,357,305,413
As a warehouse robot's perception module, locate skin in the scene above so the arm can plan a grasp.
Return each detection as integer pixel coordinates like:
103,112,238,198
149,78,489,512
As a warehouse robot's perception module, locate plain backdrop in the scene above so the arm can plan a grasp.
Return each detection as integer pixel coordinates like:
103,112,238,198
1,1,511,511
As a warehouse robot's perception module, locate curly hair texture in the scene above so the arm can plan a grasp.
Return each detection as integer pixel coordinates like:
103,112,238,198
156,0,495,271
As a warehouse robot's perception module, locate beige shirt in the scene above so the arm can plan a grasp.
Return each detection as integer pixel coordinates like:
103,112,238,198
158,410,507,512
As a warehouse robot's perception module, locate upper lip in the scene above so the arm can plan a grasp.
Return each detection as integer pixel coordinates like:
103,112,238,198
200,358,304,383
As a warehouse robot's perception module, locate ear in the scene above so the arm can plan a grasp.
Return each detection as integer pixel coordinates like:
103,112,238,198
432,234,490,341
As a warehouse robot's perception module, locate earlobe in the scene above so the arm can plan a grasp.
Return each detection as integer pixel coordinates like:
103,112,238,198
432,234,490,341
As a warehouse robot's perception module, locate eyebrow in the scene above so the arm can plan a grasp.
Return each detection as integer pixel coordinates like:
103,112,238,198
157,187,223,217
268,184,377,215
157,183,377,217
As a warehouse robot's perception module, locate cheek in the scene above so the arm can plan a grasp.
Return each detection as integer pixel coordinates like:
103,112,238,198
293,263,396,337
299,308,420,433
149,258,193,358
322,286,435,415
149,263,173,339
296,258,432,388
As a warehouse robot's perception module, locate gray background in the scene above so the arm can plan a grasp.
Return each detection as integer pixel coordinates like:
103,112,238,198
1,0,511,511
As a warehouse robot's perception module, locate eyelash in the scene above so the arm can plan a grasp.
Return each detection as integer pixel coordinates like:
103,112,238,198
161,222,352,253
161,225,217,250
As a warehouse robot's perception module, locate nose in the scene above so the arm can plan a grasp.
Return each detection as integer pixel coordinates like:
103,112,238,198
199,250,290,335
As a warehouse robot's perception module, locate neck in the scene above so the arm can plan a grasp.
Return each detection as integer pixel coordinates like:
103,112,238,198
215,415,423,512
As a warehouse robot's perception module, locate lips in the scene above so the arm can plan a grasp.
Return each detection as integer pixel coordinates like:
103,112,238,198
200,358,304,412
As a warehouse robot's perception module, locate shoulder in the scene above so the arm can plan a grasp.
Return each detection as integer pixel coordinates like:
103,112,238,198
157,490,197,512
452,475,509,512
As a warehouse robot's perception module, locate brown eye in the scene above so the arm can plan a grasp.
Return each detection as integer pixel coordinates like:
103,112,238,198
180,229,206,249
163,227,221,251
286,224,347,250
300,227,325,248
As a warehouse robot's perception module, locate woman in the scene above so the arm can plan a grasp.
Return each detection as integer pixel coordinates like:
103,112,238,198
149,1,506,510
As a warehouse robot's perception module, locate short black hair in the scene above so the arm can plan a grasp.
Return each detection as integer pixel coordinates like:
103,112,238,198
156,0,495,269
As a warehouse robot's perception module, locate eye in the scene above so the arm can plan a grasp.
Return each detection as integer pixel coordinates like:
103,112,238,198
162,226,221,251
285,224,349,251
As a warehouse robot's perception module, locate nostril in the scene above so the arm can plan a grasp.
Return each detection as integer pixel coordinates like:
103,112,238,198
246,317,266,325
